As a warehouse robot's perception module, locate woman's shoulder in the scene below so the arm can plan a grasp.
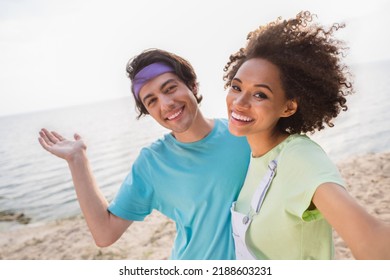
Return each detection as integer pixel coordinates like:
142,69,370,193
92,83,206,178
283,134,325,154
279,134,331,167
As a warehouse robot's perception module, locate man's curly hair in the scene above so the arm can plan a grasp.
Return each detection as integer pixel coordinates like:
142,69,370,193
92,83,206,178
223,11,354,134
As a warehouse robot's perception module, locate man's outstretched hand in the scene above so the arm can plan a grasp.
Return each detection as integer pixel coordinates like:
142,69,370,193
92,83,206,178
38,128,87,161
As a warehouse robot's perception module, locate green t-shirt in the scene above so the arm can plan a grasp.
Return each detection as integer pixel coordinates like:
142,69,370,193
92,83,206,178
235,134,344,259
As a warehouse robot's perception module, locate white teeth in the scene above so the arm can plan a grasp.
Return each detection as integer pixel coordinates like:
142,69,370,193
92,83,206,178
167,108,183,120
232,111,253,122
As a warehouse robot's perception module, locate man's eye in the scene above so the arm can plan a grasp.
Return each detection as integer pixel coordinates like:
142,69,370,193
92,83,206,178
165,85,177,94
147,98,157,106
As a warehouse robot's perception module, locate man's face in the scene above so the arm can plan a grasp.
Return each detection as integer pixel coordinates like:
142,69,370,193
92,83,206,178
138,72,199,135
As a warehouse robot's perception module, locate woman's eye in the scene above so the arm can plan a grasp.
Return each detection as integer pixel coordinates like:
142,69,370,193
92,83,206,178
231,85,241,92
254,92,268,99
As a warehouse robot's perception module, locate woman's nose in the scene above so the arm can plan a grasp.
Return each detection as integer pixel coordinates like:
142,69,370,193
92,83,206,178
233,93,251,109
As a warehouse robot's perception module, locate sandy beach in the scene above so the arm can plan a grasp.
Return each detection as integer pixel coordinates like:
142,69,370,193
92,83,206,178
0,152,389,260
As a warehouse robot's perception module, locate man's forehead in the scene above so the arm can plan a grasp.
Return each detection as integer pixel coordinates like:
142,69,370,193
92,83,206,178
133,62,175,100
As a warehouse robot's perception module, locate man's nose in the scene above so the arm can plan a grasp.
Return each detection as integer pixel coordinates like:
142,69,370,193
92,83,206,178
160,94,175,109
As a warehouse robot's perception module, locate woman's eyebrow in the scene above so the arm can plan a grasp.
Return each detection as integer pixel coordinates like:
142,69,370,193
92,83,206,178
254,83,273,93
233,77,273,93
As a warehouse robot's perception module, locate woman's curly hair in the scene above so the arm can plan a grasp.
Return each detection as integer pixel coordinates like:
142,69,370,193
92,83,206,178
223,11,354,134
127,48,202,119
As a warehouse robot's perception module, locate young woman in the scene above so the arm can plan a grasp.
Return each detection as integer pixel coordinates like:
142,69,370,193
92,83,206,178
224,11,390,260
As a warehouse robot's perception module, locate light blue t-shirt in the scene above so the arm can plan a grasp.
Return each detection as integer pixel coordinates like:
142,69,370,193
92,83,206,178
108,119,251,259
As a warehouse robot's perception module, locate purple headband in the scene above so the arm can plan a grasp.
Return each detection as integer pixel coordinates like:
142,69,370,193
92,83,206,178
132,62,175,100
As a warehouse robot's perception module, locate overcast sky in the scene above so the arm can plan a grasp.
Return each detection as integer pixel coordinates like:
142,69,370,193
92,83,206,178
1,0,389,117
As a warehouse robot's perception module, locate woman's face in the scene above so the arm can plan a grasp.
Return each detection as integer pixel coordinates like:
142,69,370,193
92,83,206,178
226,58,296,137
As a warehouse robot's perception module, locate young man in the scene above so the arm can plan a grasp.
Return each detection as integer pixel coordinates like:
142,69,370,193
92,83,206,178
38,49,250,259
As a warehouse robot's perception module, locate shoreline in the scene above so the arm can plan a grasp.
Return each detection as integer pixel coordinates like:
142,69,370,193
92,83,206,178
1,151,389,260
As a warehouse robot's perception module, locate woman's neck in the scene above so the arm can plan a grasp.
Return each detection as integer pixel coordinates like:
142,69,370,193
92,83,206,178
247,130,290,158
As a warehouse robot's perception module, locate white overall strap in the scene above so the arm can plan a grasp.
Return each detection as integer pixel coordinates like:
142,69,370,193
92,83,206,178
250,158,278,213
231,202,255,259
231,157,279,260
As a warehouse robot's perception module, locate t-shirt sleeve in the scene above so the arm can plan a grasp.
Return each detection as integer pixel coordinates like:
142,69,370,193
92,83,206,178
280,139,345,222
107,149,154,221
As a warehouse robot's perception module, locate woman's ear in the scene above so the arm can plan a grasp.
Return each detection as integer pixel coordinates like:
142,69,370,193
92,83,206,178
281,99,298,117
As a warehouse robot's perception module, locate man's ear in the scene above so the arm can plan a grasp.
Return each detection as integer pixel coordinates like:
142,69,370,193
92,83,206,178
191,82,199,95
281,99,298,117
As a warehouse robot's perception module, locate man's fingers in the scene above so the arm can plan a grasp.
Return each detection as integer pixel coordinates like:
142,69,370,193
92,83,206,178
40,128,65,144
39,129,54,146
52,131,65,141
43,129,59,144
38,136,52,152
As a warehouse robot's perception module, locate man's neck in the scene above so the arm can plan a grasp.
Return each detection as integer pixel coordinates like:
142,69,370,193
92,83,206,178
173,112,214,143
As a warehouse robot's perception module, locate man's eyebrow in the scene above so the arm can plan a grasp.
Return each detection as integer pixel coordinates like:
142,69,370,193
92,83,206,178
160,78,177,90
233,77,273,93
142,93,154,104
